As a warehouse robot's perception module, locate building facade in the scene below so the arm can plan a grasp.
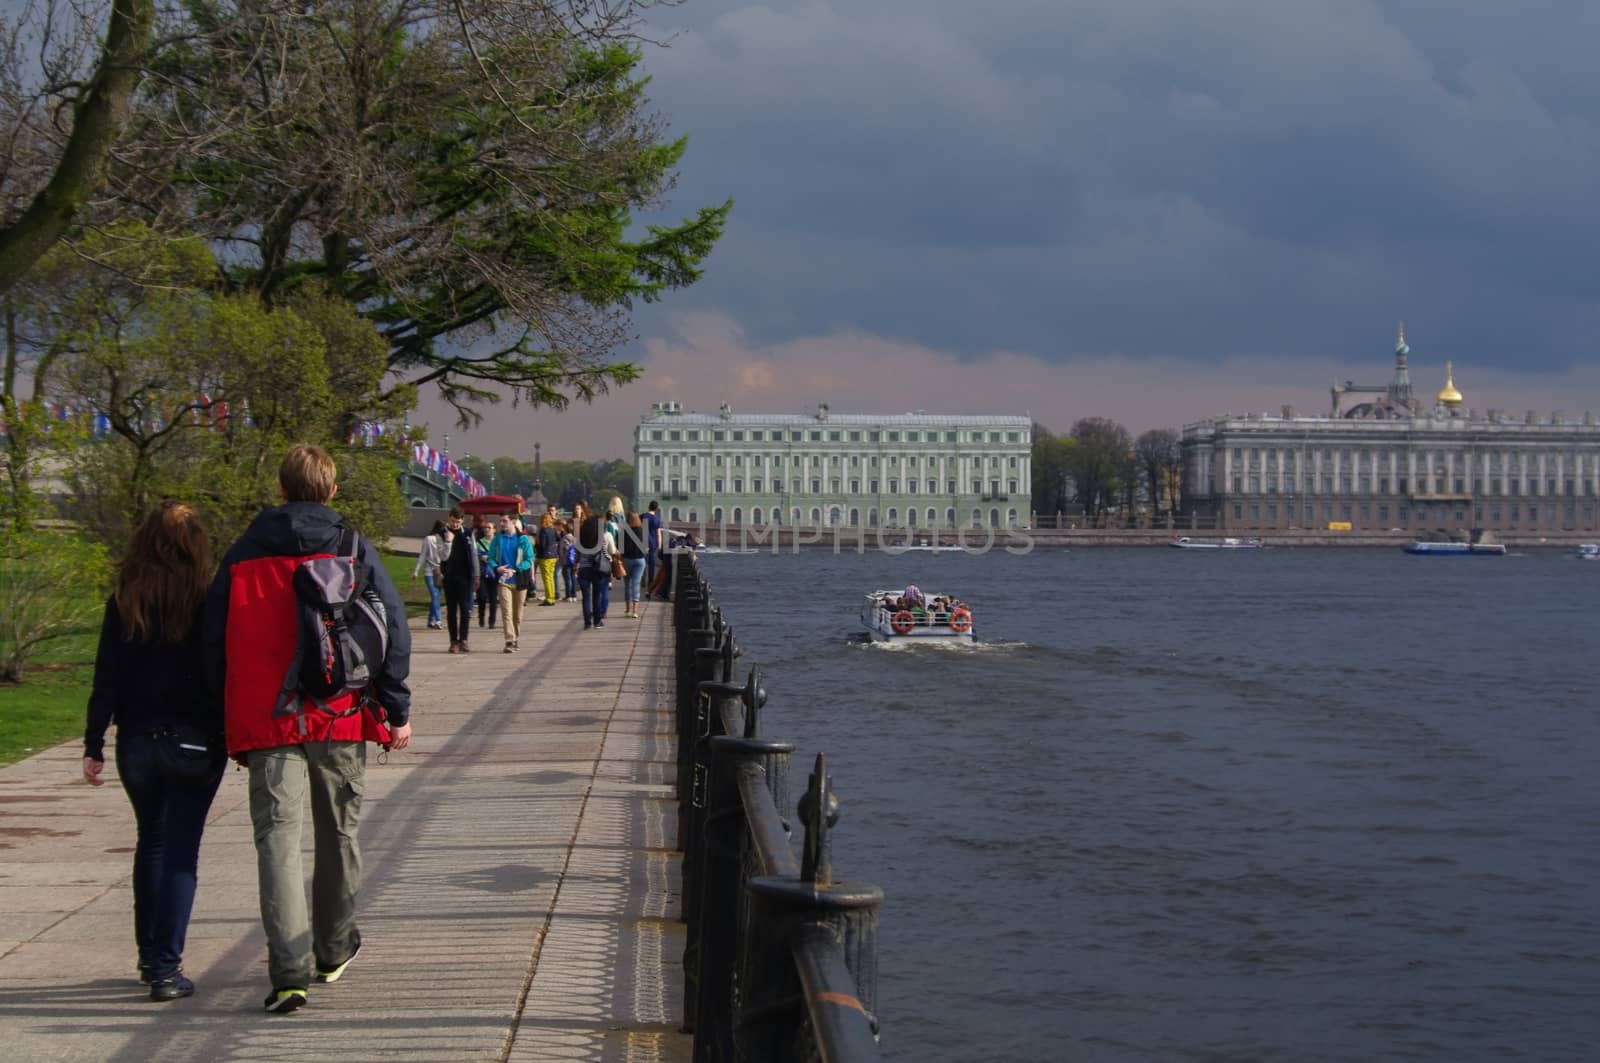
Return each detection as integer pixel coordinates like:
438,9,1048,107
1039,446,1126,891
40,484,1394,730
1182,328,1600,533
633,403,1033,529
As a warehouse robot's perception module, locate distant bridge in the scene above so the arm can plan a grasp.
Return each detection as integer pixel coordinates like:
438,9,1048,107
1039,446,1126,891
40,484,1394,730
398,460,474,508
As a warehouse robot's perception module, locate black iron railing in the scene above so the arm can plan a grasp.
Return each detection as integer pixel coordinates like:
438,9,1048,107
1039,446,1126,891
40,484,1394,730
670,550,884,1063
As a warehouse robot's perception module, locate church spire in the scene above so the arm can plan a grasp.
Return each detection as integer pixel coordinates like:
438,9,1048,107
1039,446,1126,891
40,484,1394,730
1389,320,1413,409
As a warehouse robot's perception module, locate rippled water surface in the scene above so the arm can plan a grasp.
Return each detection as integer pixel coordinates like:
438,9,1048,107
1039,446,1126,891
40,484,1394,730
696,547,1600,1062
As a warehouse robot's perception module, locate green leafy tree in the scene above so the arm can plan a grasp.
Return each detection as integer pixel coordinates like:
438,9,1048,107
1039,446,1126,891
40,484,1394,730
1134,428,1183,517
120,1,727,423
1069,417,1132,518
27,225,404,549
1030,423,1078,518
0,530,111,683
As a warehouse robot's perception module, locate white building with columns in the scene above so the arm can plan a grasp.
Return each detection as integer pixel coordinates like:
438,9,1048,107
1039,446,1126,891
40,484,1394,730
633,403,1033,529
1181,327,1600,533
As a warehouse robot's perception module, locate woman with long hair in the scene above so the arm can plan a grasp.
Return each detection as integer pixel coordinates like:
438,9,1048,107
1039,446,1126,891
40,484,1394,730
576,509,615,629
412,519,446,629
82,501,225,1002
620,511,648,618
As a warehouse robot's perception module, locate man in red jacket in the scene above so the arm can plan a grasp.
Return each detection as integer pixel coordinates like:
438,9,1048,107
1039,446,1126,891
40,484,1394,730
203,444,412,1014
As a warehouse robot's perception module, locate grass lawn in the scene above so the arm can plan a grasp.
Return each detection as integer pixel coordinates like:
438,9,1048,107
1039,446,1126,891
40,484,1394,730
381,551,432,616
0,554,424,767
0,626,97,766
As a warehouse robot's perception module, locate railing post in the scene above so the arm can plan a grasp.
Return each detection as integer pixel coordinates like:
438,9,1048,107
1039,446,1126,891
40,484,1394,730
737,755,883,1062
691,735,795,1063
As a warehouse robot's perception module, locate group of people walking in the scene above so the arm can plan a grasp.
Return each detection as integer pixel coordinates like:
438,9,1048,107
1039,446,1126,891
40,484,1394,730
411,498,664,650
82,444,412,1010
81,459,672,1010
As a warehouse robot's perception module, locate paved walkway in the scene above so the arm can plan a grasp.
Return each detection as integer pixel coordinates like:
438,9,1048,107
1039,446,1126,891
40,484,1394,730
0,597,689,1062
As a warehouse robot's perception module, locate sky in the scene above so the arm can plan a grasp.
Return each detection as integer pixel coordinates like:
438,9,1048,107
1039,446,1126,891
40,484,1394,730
412,0,1600,462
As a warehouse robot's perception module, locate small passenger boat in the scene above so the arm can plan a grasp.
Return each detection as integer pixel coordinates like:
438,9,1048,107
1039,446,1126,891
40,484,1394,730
1169,536,1263,550
1403,533,1507,556
1576,543,1599,560
860,589,975,643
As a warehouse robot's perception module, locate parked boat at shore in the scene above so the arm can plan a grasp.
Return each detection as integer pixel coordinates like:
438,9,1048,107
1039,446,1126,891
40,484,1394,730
1169,536,1264,550
1404,531,1507,556
860,589,975,643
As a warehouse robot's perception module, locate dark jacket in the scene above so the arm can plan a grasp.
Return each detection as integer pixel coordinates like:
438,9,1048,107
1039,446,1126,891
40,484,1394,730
202,502,412,750
84,598,214,761
537,524,562,561
441,530,477,587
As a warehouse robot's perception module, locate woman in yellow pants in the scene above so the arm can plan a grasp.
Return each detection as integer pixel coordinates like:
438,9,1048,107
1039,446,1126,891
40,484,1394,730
537,512,562,605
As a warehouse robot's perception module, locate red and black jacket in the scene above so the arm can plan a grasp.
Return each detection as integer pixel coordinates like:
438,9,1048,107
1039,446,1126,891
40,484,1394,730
203,502,412,756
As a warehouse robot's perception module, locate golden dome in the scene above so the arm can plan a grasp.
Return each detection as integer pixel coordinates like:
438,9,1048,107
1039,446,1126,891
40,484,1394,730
1437,361,1464,406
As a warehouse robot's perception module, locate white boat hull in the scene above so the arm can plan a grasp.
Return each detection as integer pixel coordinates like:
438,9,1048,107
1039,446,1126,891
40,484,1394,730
860,594,976,643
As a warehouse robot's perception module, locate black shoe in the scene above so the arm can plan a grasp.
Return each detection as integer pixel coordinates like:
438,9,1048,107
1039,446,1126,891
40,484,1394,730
264,987,308,1013
315,931,361,983
138,964,153,986
594,619,605,628
150,972,195,1002
583,622,592,630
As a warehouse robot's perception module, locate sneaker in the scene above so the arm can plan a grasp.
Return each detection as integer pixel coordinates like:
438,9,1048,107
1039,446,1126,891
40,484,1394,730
150,972,195,1001
594,619,605,628
512,641,519,649
583,622,592,630
264,987,307,1013
504,643,514,654
315,932,361,983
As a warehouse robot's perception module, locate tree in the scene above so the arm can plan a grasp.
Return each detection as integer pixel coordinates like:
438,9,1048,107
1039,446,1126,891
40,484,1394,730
28,224,405,548
1029,426,1077,517
0,0,156,298
116,1,727,423
1068,417,1131,517
1134,428,1183,517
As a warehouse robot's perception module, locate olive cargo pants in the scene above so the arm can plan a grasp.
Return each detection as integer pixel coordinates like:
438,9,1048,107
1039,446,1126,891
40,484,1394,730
248,741,365,990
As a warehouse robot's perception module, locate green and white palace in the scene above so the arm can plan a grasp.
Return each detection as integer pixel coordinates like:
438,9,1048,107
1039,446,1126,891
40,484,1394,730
633,403,1033,529
1182,325,1600,534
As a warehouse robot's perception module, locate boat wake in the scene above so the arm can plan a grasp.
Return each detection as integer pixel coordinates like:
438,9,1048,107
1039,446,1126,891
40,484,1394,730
851,635,1034,653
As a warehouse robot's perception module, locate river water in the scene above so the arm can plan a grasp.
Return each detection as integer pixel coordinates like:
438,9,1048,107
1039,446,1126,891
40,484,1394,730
695,546,1599,1062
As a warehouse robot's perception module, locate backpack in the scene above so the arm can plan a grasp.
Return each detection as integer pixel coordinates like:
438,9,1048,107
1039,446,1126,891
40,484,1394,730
272,528,389,733
565,542,577,566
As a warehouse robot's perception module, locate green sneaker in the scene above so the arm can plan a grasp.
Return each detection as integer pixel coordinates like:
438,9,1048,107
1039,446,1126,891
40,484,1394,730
264,987,307,1013
315,931,362,983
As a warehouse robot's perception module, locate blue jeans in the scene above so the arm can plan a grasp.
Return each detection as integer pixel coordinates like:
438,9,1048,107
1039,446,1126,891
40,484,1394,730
116,733,224,979
561,563,577,599
644,547,657,589
624,556,646,603
579,566,610,625
422,572,441,624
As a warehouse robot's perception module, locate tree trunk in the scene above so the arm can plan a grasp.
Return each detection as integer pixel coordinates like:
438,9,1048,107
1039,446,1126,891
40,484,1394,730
0,0,156,299
2,298,15,399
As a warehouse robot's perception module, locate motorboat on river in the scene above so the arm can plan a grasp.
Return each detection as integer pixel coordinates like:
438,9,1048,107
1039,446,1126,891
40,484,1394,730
860,588,975,643
1169,536,1263,550
1576,543,1599,560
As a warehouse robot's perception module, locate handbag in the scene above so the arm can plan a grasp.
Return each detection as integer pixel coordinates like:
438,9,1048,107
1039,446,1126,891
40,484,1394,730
610,554,626,580
515,567,533,590
153,722,225,782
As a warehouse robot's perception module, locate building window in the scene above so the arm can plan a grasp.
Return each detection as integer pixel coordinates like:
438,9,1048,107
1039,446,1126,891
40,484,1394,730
946,480,957,494
809,431,822,441
887,432,899,442
1008,479,1017,494
670,479,681,494
688,478,698,492
829,431,841,441
851,479,860,493
811,478,821,493
714,478,724,492
888,478,899,493
733,479,743,492
1232,503,1243,520
849,431,861,441
713,431,724,441
687,431,699,441
652,478,662,492
929,479,939,494
869,431,881,442
972,480,982,494
870,479,880,493
669,431,681,441
831,478,841,493
791,478,801,493
1379,504,1390,522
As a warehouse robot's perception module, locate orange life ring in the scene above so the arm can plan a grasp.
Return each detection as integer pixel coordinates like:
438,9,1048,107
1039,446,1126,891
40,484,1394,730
890,610,915,635
948,607,973,633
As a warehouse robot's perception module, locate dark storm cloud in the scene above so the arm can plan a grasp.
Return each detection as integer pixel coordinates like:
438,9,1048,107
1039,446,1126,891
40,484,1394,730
634,0,1600,371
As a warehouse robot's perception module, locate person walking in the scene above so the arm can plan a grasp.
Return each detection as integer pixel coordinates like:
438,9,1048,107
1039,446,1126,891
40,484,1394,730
643,501,662,590
83,501,225,1002
202,443,412,1014
491,513,532,651
412,520,446,629
536,513,561,606
621,511,648,618
559,520,578,601
473,520,496,630
577,509,615,629
440,508,477,653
